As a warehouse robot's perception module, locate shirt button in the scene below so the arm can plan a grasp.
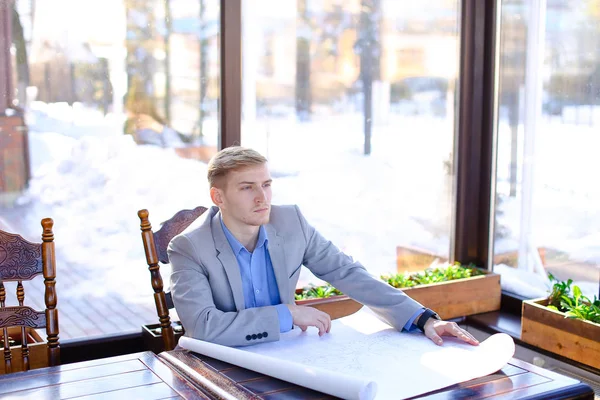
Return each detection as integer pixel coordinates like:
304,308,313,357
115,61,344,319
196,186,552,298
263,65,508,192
255,289,260,294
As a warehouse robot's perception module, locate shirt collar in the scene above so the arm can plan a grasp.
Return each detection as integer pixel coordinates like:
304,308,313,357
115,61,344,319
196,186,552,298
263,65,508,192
220,215,269,254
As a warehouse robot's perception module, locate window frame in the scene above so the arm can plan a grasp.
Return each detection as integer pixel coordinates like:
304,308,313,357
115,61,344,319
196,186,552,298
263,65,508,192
1,0,522,357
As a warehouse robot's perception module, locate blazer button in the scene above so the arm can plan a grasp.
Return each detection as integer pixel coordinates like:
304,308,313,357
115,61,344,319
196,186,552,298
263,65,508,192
252,334,257,340
263,332,268,338
246,335,252,341
257,333,263,339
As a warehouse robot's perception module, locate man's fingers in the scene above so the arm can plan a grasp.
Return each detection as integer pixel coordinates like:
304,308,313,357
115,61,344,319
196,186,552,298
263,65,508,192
443,322,479,345
430,321,479,346
290,306,332,336
454,330,473,343
456,329,479,345
315,320,326,336
315,311,331,336
467,332,479,344
318,314,331,334
428,331,443,346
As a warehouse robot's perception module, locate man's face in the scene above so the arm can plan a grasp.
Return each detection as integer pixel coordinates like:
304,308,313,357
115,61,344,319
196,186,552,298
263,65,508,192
214,163,272,228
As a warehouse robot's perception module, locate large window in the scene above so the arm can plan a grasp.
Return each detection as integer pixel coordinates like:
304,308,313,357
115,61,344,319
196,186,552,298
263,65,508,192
493,0,600,299
1,0,220,340
241,0,461,287
7,0,595,343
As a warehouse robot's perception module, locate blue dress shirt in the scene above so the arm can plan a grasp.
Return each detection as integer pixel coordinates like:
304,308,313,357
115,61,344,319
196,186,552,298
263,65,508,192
220,217,422,333
220,218,293,332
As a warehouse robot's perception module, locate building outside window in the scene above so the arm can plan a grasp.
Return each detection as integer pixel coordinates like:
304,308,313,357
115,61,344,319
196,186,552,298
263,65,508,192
241,0,461,286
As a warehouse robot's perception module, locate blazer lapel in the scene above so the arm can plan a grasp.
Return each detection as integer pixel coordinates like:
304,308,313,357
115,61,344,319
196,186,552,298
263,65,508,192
266,225,292,304
212,213,245,311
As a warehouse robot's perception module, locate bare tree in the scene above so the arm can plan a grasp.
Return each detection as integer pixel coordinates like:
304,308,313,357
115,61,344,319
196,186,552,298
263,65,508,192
356,0,381,155
197,0,208,139
295,0,312,122
124,0,158,95
11,1,30,106
163,0,172,123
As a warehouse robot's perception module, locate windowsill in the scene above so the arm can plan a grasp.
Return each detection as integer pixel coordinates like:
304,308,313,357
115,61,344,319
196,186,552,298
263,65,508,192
466,311,600,376
466,310,522,338
60,330,145,365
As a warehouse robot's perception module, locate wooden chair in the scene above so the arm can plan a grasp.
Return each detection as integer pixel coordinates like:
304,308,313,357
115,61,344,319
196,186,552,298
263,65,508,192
0,218,60,373
138,206,207,351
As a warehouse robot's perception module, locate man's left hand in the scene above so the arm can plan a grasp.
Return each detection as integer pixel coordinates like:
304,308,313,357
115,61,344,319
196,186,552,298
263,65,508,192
423,319,479,346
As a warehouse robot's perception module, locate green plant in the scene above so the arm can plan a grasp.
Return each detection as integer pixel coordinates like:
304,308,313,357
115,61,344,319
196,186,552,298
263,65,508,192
381,262,484,289
295,284,343,300
546,273,600,324
380,272,417,289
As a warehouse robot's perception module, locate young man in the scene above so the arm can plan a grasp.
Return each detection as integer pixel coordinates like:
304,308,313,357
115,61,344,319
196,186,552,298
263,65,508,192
168,146,479,348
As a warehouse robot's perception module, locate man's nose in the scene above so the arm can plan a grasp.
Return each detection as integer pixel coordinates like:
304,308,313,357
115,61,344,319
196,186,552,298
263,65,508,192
255,188,267,202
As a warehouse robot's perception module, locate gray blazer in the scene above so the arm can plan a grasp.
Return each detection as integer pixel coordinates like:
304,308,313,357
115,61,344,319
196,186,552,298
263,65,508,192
168,205,424,347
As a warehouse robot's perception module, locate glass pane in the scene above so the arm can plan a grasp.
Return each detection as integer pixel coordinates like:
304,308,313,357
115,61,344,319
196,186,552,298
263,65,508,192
1,0,220,339
242,0,460,287
493,1,600,299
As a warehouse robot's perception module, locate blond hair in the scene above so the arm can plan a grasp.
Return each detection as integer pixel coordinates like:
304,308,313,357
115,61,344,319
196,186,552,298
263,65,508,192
207,146,267,188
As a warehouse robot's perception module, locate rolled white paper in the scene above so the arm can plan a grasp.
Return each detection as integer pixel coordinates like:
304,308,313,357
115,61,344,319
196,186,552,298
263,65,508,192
178,308,515,399
179,336,378,400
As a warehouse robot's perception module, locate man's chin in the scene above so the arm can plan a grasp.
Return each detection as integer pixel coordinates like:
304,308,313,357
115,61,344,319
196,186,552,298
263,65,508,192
253,211,270,225
257,214,270,225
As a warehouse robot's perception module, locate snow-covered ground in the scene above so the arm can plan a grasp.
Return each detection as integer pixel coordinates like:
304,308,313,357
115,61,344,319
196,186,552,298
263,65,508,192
1,101,598,338
16,102,212,305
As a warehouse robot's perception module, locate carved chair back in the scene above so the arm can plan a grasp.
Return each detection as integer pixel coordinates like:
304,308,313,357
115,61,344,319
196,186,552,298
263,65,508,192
0,218,60,373
138,206,207,351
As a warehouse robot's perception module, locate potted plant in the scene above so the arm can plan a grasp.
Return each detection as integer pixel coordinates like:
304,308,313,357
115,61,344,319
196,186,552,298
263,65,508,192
380,262,501,320
294,284,362,320
521,274,600,369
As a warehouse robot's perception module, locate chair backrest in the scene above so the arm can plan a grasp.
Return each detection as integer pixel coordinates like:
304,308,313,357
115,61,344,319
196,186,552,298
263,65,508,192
0,218,60,374
138,206,207,351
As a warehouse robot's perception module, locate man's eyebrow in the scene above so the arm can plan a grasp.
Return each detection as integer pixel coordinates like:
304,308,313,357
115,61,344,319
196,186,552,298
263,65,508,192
237,179,272,185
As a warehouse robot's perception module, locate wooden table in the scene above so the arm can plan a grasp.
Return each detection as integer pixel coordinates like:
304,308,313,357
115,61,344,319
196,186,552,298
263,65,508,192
159,351,595,400
0,350,594,399
0,351,209,399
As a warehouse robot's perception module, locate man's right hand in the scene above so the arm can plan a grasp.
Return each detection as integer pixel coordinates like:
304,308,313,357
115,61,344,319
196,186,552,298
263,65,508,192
286,305,331,336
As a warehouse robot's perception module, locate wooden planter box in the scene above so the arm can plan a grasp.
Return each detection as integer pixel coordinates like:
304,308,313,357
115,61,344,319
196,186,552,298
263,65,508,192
0,327,47,374
295,290,363,320
142,321,185,354
521,298,600,370
397,270,501,320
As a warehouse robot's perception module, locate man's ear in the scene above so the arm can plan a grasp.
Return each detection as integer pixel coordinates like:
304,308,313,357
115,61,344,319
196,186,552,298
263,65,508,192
210,186,223,207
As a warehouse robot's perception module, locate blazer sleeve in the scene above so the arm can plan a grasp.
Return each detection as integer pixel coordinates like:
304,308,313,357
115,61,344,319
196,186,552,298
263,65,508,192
293,205,425,331
168,234,281,347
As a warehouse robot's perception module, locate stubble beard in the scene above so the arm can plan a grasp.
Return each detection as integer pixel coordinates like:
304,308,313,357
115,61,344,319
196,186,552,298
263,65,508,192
253,207,270,226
